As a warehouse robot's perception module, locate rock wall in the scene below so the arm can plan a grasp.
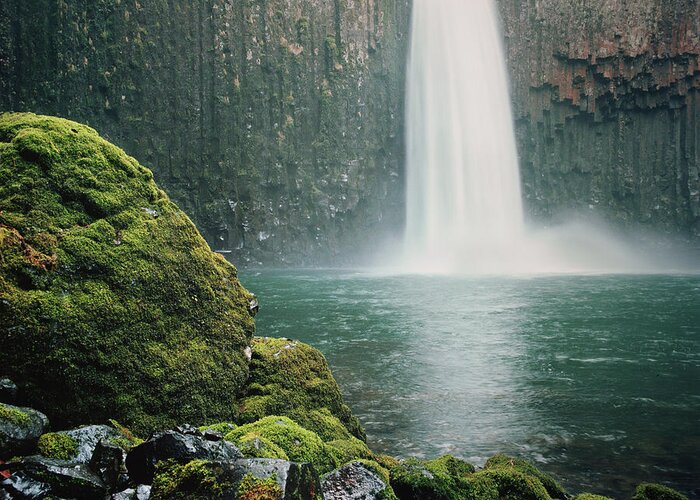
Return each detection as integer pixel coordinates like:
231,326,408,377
497,0,700,237
0,0,410,266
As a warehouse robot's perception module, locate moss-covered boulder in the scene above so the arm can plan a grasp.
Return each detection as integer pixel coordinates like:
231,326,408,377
573,494,614,500
484,454,565,499
0,113,256,435
0,402,49,458
224,415,371,475
631,483,689,500
239,337,365,441
387,455,477,500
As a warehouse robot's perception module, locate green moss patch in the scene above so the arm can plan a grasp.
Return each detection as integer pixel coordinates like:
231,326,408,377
37,432,78,460
474,468,551,500
225,416,341,474
631,482,688,500
485,454,565,499
0,113,256,435
239,337,364,441
151,459,228,500
0,403,30,426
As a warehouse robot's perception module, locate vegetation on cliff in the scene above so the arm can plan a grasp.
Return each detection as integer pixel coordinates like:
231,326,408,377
0,112,256,434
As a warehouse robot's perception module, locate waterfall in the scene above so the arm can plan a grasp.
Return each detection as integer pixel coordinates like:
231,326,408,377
403,0,525,272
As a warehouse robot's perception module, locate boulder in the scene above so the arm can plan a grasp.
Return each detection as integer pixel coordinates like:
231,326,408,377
1,471,51,499
484,454,566,499
239,337,365,441
112,484,152,500
8,455,106,499
126,428,242,484
38,424,123,463
0,403,49,458
0,113,256,435
90,439,125,491
631,482,689,500
0,380,17,404
321,461,396,500
149,458,321,500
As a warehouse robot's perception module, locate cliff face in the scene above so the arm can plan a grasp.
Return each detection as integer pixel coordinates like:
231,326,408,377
497,0,700,237
0,0,410,266
3,1,699,265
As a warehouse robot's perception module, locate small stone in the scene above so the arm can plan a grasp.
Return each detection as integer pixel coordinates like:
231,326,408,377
202,429,224,441
217,458,321,499
0,380,18,404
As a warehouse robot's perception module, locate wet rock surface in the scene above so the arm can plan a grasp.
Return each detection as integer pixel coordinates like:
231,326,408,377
321,461,391,500
0,404,49,459
125,428,243,484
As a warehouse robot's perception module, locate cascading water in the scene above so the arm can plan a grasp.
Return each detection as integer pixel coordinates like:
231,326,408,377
401,0,681,274
404,0,525,272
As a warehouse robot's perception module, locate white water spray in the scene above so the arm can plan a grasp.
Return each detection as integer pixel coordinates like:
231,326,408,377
400,0,694,274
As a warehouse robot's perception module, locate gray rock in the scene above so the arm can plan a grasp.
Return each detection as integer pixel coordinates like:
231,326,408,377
218,458,321,500
125,428,242,484
1,471,51,499
0,403,49,458
112,484,151,500
61,424,124,464
0,380,18,404
321,461,391,500
89,439,124,491
12,455,107,499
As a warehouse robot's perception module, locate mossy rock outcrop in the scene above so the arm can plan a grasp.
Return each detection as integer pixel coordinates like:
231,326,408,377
0,113,256,435
239,336,365,441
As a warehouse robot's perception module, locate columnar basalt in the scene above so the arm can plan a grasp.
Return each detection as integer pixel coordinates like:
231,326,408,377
497,0,700,237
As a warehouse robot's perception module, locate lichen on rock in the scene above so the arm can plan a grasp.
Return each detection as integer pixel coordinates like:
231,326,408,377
0,112,256,435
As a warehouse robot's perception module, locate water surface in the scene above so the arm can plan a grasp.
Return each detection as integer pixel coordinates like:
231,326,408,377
242,270,700,498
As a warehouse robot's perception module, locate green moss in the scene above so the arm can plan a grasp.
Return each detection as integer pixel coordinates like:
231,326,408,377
151,459,228,500
236,435,289,460
389,458,459,500
236,473,283,500
225,416,340,474
425,455,475,478
37,432,78,460
631,483,688,500
485,454,565,499
326,436,373,463
474,468,552,500
0,113,256,435
108,419,143,450
0,403,30,426
573,494,615,500
239,337,364,441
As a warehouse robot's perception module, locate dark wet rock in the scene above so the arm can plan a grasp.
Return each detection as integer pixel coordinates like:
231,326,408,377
126,429,242,484
90,439,125,491
112,484,152,500
173,424,202,437
202,429,224,442
0,381,18,404
0,403,49,458
12,455,107,499
57,424,123,464
1,471,51,499
321,461,393,500
219,458,321,500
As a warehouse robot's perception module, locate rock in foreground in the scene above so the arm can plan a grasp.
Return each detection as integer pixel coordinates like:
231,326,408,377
0,113,256,435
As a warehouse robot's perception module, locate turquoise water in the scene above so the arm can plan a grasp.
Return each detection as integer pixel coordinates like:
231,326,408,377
241,270,700,498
